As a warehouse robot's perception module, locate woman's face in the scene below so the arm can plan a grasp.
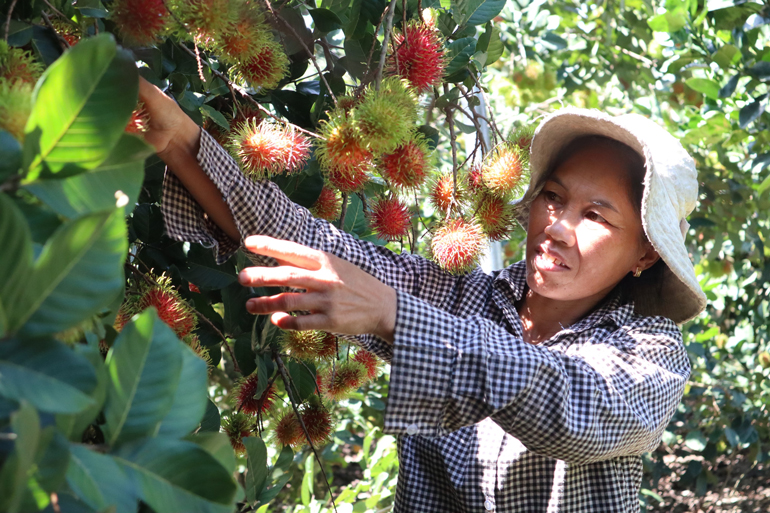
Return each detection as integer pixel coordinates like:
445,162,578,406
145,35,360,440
525,145,658,305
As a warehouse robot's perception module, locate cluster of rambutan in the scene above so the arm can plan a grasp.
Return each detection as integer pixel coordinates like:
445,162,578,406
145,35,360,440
0,41,43,143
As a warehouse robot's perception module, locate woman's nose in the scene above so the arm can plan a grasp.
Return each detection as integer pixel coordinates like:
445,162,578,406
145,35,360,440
544,210,577,246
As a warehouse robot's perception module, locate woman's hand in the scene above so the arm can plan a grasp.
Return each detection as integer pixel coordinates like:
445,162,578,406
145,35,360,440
239,236,397,344
137,76,200,159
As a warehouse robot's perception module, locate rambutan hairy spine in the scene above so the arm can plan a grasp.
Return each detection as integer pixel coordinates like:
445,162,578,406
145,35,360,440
379,135,432,189
387,21,447,93
482,143,529,198
430,218,487,275
232,372,277,416
368,197,412,241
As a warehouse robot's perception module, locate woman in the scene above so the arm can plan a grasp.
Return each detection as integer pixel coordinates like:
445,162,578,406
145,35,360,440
139,78,706,512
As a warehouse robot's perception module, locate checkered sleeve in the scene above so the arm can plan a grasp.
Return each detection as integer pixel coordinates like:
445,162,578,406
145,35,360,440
161,129,467,361
386,290,690,464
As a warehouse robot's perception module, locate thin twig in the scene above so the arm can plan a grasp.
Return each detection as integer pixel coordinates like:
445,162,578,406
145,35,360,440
337,193,349,229
375,0,399,90
467,75,505,142
40,11,70,52
41,0,79,29
3,0,18,41
445,101,458,199
274,353,338,513
192,305,241,374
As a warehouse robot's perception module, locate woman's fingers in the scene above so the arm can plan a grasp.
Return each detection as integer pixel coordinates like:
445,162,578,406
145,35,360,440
244,236,324,270
239,265,321,289
246,292,323,315
270,311,331,331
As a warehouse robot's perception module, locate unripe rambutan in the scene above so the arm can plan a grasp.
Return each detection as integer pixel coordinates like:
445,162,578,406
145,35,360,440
315,332,339,360
232,372,277,415
326,163,369,194
353,82,416,153
216,2,271,63
0,41,43,86
311,187,342,221
430,218,486,274
379,136,431,189
474,194,514,241
125,103,150,134
236,41,289,92
369,197,412,241
0,79,32,142
430,173,458,214
323,361,367,401
482,143,528,198
221,411,254,454
172,0,234,43
352,349,381,382
280,329,325,360
510,125,535,157
316,112,373,174
299,398,333,446
378,78,420,124
111,0,170,46
388,21,446,93
231,120,311,178
273,408,303,447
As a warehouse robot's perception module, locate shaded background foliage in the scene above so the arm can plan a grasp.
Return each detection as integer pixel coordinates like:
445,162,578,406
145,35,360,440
0,0,769,512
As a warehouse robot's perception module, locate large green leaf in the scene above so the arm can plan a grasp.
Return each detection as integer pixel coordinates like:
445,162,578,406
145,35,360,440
186,432,236,474
0,402,41,513
451,0,505,27
0,338,97,414
13,208,128,337
444,37,477,76
66,445,137,513
25,134,152,218
243,437,268,504
23,33,138,180
103,309,184,446
156,344,209,438
0,130,22,182
113,438,239,513
56,342,109,442
0,193,33,336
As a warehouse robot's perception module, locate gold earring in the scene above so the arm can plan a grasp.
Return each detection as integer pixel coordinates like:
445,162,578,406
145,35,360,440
633,267,643,278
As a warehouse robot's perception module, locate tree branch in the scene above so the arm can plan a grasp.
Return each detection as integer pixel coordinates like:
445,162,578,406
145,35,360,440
3,0,18,42
375,0,398,90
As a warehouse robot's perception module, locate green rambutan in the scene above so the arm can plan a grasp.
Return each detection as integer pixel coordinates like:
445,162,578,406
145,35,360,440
323,361,367,401
0,79,32,142
379,135,432,189
378,77,420,124
0,41,43,85
352,349,381,382
172,0,234,43
482,143,528,198
430,218,486,275
388,21,446,93
311,187,342,222
183,334,212,368
232,372,277,415
510,125,535,157
216,2,272,63
353,78,418,154
474,194,514,241
280,329,325,360
429,173,458,214
51,20,81,47
221,411,254,454
111,0,170,46
235,40,289,92
369,197,412,241
316,111,373,173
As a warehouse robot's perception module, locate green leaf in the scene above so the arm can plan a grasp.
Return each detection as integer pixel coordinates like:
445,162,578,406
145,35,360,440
243,437,268,504
286,360,316,402
684,430,708,452
0,130,22,182
35,428,70,494
103,309,184,446
309,8,343,32
0,338,97,414
342,193,368,235
199,399,221,433
648,9,687,32
56,342,109,442
739,94,767,129
0,402,40,513
114,437,238,513
713,44,740,69
451,0,505,27
719,74,740,98
748,61,770,81
444,37,476,76
0,193,33,336
24,33,138,180
186,432,236,474
156,344,209,438
234,333,258,376
477,23,503,66
66,445,137,513
24,134,152,218
685,78,720,100
200,105,229,131
15,209,128,337
724,427,740,447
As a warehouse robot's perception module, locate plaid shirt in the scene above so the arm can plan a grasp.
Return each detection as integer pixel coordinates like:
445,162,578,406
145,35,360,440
161,130,691,513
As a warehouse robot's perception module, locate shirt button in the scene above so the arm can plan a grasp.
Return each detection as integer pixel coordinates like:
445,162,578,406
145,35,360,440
484,499,494,511
406,423,419,436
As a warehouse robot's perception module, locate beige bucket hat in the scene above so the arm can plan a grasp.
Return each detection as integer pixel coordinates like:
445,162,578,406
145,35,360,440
523,107,707,324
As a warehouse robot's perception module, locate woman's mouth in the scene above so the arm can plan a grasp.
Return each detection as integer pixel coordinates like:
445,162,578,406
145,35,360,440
534,249,570,271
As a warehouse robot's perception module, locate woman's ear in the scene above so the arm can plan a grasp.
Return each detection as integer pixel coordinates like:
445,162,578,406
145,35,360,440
636,241,660,273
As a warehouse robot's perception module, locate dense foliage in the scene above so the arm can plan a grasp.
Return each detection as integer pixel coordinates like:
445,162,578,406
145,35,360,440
0,0,768,512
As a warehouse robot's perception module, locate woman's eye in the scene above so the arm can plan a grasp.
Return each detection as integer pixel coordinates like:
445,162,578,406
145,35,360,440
543,191,559,202
585,211,607,223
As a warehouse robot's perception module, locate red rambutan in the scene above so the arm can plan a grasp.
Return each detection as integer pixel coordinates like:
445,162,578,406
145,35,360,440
482,143,528,198
430,218,486,275
465,165,486,195
231,120,311,178
311,187,342,222
323,361,367,401
0,41,43,86
317,114,373,173
315,332,339,360
475,194,514,241
352,349,381,382
125,103,150,134
273,409,303,447
115,275,197,338
281,330,325,360
369,197,412,241
111,0,169,46
233,372,277,416
51,20,81,47
221,411,254,454
379,137,431,189
188,283,200,293
300,399,333,446
216,2,271,63
388,21,446,93
326,163,369,194
236,41,289,92
430,174,458,214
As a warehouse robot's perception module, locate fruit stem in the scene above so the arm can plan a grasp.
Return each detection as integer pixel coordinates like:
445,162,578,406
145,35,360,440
336,193,349,229
4,0,18,42
375,0,399,91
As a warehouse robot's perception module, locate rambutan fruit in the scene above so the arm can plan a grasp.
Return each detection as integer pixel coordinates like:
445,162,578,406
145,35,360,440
352,349,381,382
273,408,303,447
379,135,432,189
280,329,325,360
323,361,367,401
388,21,446,93
474,194,514,241
430,218,486,275
0,79,32,142
465,165,486,196
353,82,415,153
184,334,212,368
232,372,277,415
216,2,271,63
125,103,150,134
510,125,535,157
0,41,43,86
51,20,81,47
111,0,170,46
299,398,333,446
231,120,311,178
222,411,254,454
311,187,342,222
188,283,200,293
316,112,373,173
315,332,339,360
336,95,360,113
172,0,234,43
326,163,370,194
236,41,289,92
369,197,412,241
482,143,528,198
429,173,458,214
115,274,197,338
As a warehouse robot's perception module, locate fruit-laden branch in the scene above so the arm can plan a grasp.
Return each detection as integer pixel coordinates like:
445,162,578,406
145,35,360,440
274,352,337,513
375,0,399,90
